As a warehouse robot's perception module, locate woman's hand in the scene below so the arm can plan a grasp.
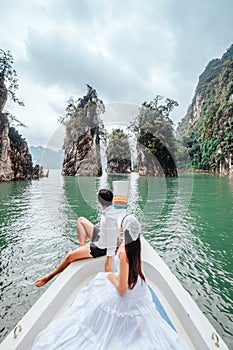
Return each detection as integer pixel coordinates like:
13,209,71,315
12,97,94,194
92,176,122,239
107,273,119,286
104,257,112,272
107,251,128,296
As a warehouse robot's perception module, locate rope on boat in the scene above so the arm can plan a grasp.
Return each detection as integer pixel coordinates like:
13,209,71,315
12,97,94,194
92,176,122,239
13,324,22,339
212,332,220,347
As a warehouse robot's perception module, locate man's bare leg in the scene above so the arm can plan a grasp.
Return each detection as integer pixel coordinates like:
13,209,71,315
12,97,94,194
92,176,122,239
34,245,92,287
76,217,94,246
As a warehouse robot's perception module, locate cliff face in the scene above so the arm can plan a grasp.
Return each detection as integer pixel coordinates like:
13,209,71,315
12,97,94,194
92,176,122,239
0,113,34,181
0,79,37,182
107,159,131,173
8,127,34,180
0,113,14,181
178,58,223,133
177,44,233,175
130,97,178,177
62,129,102,176
137,130,177,177
0,78,7,112
0,52,42,182
61,86,105,177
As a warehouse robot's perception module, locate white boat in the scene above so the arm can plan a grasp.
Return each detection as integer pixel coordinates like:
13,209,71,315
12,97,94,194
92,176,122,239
0,181,229,350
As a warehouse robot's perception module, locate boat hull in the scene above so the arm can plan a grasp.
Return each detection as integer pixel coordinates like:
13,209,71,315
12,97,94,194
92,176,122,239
0,237,229,350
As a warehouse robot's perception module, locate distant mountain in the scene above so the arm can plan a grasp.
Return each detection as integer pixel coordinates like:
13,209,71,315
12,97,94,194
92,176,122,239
30,146,64,169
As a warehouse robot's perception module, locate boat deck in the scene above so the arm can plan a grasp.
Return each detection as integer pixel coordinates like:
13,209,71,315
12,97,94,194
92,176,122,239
39,261,195,350
0,237,228,349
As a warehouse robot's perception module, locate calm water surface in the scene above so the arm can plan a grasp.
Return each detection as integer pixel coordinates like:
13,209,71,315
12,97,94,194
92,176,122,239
0,170,232,348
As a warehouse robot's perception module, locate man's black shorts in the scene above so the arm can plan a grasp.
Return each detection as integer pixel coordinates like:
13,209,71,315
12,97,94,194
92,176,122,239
90,225,107,258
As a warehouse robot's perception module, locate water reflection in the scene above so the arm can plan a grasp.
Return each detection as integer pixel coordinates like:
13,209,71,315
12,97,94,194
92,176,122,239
63,176,98,218
0,172,232,348
0,180,31,250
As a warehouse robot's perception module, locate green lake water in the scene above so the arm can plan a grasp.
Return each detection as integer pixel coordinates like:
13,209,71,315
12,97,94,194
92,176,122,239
0,170,232,348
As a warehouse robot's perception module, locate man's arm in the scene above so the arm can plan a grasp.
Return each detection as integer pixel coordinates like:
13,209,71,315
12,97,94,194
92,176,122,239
104,255,113,272
100,215,119,269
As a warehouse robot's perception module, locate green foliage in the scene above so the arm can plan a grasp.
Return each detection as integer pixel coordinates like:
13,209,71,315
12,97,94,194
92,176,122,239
8,126,25,144
0,49,24,106
196,59,222,96
222,43,233,61
178,44,233,173
130,95,178,176
178,131,201,169
106,129,131,160
5,111,27,128
60,84,107,147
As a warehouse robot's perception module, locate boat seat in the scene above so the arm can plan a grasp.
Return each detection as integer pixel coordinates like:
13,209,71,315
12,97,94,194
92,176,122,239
148,285,176,332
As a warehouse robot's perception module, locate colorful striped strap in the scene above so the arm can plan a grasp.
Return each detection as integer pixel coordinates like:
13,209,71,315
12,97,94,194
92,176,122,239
113,195,128,209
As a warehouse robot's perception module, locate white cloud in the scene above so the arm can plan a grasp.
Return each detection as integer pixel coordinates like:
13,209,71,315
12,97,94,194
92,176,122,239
0,0,232,146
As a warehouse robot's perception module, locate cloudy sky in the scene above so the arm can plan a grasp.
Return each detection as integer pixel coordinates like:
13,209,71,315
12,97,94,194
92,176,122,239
0,0,232,149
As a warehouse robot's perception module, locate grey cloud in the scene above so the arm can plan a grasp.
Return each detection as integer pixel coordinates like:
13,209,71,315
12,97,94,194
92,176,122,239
20,29,153,105
13,0,233,126
45,0,106,29
165,0,233,75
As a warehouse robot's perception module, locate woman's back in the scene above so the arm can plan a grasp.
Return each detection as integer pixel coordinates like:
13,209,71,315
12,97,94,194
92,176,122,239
114,251,149,300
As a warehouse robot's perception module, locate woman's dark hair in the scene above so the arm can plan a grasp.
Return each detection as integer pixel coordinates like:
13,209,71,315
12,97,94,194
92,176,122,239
98,189,113,207
124,229,145,289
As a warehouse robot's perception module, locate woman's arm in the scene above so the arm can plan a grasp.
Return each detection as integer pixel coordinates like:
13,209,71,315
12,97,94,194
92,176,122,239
104,255,113,272
107,251,129,296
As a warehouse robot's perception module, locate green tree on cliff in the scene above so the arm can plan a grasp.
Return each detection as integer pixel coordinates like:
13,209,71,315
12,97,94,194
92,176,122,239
130,95,178,176
60,84,107,148
106,129,131,173
177,44,233,173
198,61,233,171
60,85,106,176
0,49,25,128
0,49,24,107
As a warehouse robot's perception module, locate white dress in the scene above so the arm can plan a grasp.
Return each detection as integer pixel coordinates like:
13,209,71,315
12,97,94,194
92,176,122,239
32,256,190,350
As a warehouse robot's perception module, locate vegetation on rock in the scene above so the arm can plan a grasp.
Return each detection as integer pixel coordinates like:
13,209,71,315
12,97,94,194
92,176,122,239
0,49,24,109
0,49,38,181
177,44,233,175
0,49,26,128
8,127,34,180
129,95,178,176
106,129,131,173
60,85,106,176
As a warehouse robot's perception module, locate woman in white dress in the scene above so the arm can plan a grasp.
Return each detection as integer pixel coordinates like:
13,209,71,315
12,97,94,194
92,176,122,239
32,215,190,350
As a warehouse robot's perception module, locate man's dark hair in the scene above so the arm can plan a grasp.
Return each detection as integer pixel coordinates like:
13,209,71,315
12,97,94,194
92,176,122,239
98,189,113,207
